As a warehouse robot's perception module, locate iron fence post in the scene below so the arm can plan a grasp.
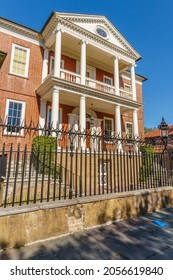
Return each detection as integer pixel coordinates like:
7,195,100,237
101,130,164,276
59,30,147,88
69,131,74,199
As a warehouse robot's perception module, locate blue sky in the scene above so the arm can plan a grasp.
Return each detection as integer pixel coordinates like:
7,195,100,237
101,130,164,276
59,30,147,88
1,0,173,128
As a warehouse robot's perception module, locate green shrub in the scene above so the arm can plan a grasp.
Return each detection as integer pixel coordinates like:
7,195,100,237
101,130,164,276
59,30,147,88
140,145,154,182
32,136,60,178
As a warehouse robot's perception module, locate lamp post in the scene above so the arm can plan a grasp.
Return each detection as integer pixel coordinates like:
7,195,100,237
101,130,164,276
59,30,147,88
158,117,169,150
158,117,169,186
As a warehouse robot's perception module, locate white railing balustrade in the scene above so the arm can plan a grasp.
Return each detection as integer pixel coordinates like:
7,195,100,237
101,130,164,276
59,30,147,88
47,69,133,100
86,78,115,95
60,69,81,84
120,89,133,100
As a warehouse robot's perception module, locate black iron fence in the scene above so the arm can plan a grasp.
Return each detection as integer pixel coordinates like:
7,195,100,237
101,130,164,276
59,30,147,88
0,122,173,208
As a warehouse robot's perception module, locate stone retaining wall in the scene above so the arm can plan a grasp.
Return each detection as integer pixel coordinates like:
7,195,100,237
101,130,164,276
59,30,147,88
0,186,173,249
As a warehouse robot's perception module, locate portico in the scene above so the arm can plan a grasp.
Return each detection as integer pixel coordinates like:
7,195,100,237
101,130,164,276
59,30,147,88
37,12,145,150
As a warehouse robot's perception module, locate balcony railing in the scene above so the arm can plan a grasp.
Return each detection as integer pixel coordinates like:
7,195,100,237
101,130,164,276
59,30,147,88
60,69,81,84
52,69,134,99
85,77,115,94
120,89,133,100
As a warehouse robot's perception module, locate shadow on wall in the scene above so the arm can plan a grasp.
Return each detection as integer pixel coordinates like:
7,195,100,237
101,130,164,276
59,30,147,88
1,208,173,260
97,191,173,226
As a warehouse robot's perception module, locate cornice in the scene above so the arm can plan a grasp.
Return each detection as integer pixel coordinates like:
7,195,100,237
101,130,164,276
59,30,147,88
0,17,43,42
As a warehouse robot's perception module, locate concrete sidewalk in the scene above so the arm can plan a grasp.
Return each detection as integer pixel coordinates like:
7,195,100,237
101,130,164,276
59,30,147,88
1,208,173,260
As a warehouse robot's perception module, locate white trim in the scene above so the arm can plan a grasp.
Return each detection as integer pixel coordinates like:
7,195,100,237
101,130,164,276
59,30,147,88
10,43,30,78
42,48,49,82
120,74,143,85
126,121,133,142
123,83,131,92
50,56,64,73
50,56,54,73
4,99,26,136
103,75,113,85
94,25,109,40
86,65,96,79
71,107,97,119
104,117,114,142
0,26,43,46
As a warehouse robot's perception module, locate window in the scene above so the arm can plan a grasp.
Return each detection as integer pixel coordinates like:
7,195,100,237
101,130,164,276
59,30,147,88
86,65,96,79
103,75,113,85
126,122,133,143
47,106,62,129
104,118,113,140
124,83,131,92
50,56,64,73
10,44,30,77
5,99,25,134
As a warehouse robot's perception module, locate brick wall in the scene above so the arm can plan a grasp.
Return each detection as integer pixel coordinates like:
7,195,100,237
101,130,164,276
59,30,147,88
0,31,43,147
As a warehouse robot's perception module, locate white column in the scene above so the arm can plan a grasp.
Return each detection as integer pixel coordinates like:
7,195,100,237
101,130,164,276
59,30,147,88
114,56,120,95
54,29,62,78
131,63,136,101
51,87,59,130
133,109,139,137
115,105,122,150
79,96,86,149
41,48,49,82
80,40,87,85
39,99,46,135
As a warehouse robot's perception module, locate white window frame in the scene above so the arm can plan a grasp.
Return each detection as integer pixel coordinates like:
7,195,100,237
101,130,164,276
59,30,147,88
86,65,96,79
103,75,113,85
49,56,64,73
47,106,62,129
124,83,131,92
4,99,26,135
10,44,30,78
126,122,133,144
104,117,114,142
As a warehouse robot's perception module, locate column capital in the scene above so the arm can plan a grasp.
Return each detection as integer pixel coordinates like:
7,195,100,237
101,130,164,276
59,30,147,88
40,98,47,103
80,39,88,45
133,108,138,113
53,27,64,34
52,86,60,93
131,62,137,68
43,46,49,51
80,95,86,100
115,104,120,109
114,55,120,60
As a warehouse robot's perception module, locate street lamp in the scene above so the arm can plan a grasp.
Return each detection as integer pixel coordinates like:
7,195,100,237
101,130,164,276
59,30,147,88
158,117,169,150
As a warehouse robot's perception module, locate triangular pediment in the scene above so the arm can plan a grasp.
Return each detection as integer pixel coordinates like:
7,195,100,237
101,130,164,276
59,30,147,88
56,12,140,59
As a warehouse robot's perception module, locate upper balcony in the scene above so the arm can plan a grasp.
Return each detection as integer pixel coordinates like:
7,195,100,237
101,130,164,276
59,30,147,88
40,14,142,103
57,68,133,100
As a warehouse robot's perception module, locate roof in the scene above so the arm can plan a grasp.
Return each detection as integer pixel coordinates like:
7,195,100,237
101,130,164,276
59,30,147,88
145,125,173,138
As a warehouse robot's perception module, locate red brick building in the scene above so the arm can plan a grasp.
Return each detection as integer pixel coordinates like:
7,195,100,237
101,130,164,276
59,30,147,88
0,12,146,150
